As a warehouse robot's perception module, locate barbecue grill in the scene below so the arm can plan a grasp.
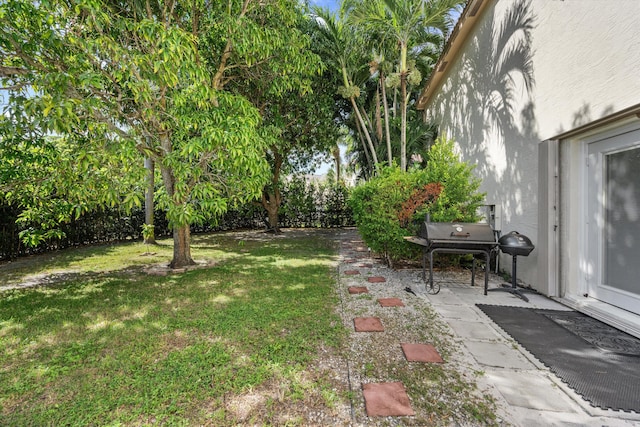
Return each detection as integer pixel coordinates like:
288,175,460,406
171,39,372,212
405,216,498,294
488,231,536,301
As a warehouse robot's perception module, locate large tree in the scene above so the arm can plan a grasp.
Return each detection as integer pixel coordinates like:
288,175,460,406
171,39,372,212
218,7,339,232
255,79,340,232
0,0,319,267
226,14,340,232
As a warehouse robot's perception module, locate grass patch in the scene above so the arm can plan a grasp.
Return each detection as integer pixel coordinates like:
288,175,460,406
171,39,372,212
0,231,346,425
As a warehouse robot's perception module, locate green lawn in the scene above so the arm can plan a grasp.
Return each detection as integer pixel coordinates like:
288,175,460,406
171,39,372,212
0,231,346,425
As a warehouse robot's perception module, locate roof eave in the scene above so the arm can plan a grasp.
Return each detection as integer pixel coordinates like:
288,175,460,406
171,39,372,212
416,0,492,110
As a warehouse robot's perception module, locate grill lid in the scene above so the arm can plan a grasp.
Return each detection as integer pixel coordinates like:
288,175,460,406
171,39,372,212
498,231,534,256
419,221,496,245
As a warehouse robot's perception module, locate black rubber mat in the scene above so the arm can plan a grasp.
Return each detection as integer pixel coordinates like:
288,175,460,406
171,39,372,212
542,311,640,356
477,304,640,412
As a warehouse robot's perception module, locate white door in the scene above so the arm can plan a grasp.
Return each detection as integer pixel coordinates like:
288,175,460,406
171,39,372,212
586,127,640,314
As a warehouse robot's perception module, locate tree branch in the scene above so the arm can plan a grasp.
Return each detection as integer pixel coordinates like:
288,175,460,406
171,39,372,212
0,66,28,78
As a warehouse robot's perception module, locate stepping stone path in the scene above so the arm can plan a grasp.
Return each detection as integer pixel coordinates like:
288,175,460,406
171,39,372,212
343,234,445,420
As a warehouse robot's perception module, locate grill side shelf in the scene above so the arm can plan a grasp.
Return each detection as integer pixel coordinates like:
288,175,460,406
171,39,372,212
403,236,429,247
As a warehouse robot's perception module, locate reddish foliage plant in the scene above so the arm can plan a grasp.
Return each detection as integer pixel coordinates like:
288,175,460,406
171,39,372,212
397,182,443,227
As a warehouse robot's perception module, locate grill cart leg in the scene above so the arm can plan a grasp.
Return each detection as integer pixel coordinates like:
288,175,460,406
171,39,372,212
472,257,476,287
422,248,427,282
484,250,490,295
488,255,537,301
426,250,441,295
473,251,491,295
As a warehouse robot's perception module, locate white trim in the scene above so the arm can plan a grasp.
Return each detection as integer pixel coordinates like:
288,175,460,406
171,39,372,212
537,140,559,296
584,127,640,312
579,120,640,146
560,118,640,325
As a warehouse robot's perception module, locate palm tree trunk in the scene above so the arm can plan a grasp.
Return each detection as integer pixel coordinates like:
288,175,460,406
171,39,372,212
380,73,392,166
360,104,377,143
393,88,397,119
333,144,341,183
375,88,383,142
354,117,373,172
351,97,378,168
400,73,407,172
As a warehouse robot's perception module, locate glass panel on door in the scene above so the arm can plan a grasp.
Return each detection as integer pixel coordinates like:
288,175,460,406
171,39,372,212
604,147,640,293
586,127,640,315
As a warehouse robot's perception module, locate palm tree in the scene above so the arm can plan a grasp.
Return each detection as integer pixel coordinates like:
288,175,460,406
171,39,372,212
367,48,395,167
312,7,379,171
350,0,462,171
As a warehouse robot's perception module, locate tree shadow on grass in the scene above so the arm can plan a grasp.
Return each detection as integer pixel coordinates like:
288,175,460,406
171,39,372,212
0,230,345,425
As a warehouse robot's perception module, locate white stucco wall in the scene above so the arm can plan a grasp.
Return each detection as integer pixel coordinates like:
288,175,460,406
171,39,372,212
532,1,640,138
423,0,640,291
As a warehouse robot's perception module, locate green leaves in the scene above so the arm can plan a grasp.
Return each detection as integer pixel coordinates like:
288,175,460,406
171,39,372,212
0,0,328,262
350,135,485,264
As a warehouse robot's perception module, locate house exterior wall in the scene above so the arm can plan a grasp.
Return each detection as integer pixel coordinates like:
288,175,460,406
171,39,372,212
423,0,640,292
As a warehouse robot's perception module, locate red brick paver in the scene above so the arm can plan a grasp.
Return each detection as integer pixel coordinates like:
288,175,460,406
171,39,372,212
367,276,386,283
348,286,369,294
401,343,444,363
362,382,415,417
377,298,405,307
354,317,384,332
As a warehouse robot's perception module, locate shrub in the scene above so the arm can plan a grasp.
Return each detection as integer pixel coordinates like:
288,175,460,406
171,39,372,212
349,135,485,265
279,176,353,228
350,167,426,265
420,136,485,222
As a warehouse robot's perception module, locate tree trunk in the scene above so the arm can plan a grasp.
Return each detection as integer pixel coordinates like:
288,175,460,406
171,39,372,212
264,196,280,233
400,73,407,172
380,73,392,167
260,149,283,233
360,104,377,145
332,144,341,183
375,88,383,142
354,115,373,173
393,88,397,119
158,134,195,269
143,156,156,245
351,97,378,169
170,224,195,268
